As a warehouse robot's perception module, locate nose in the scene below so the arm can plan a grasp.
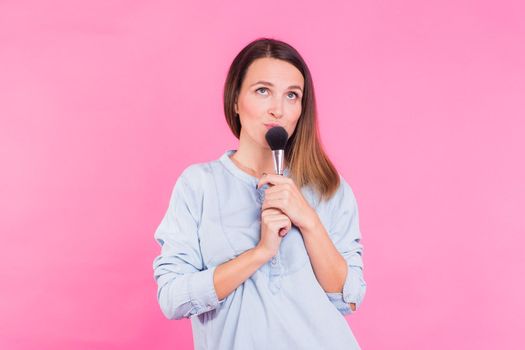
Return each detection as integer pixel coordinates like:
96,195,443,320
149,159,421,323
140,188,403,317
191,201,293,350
268,96,284,119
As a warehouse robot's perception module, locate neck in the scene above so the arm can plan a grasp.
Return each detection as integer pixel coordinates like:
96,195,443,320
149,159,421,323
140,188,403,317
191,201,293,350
231,149,274,178
230,131,286,177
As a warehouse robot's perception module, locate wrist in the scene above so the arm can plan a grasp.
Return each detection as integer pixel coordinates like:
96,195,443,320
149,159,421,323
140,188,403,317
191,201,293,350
298,209,322,234
253,246,272,263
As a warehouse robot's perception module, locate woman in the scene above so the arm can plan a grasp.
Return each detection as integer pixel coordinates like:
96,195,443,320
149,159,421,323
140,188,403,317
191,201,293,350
153,38,367,349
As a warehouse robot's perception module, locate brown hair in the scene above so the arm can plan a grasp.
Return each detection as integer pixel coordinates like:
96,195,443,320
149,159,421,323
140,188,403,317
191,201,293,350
223,37,340,201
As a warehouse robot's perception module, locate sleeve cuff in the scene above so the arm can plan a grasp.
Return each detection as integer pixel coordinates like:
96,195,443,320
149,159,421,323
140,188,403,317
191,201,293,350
326,292,353,315
187,265,225,315
342,265,366,310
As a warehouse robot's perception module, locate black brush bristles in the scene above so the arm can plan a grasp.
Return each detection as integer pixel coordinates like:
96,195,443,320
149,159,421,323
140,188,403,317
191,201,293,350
265,126,288,150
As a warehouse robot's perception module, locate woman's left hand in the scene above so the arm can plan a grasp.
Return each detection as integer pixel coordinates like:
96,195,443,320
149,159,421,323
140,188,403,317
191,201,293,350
257,174,319,232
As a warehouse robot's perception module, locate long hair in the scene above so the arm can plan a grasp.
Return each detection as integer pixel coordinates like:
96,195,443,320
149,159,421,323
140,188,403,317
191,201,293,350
223,37,340,201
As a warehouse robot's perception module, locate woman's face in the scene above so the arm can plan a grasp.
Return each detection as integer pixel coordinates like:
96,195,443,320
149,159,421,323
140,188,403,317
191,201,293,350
235,57,304,149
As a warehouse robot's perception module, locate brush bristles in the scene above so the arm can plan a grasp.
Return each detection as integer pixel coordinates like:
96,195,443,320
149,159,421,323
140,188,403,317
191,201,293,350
265,126,288,150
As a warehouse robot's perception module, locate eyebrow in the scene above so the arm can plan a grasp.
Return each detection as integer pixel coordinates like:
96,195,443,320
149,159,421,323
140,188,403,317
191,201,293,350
249,80,303,92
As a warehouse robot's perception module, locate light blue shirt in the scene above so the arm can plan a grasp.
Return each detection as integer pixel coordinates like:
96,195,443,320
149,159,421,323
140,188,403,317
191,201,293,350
153,149,367,350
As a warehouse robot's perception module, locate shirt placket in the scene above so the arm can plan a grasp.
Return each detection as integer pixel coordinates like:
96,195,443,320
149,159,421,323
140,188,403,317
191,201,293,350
257,183,282,294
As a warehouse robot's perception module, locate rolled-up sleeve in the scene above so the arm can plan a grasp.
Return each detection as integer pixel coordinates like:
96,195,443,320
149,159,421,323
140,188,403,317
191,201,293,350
152,170,223,320
325,176,367,316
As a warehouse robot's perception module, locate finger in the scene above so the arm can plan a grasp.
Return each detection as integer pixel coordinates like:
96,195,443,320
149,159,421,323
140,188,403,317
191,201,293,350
261,208,279,216
257,173,293,189
262,213,287,222
268,223,287,234
279,221,292,237
264,191,289,203
261,199,285,212
264,213,290,223
264,183,294,196
261,208,284,218
263,210,291,222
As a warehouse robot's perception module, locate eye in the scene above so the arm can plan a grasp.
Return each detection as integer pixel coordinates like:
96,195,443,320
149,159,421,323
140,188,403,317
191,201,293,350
256,87,269,95
287,92,300,100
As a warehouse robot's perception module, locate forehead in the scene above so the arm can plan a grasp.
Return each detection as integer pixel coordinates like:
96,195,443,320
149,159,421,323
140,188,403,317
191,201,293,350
243,57,304,88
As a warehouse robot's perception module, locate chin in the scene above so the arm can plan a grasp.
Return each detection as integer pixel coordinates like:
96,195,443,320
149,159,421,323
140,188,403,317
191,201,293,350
259,141,272,150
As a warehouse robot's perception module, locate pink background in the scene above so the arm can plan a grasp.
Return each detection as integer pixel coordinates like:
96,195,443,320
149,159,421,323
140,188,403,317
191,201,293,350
1,1,524,349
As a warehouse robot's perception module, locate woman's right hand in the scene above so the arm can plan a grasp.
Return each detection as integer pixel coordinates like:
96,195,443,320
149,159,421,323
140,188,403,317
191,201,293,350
256,208,291,260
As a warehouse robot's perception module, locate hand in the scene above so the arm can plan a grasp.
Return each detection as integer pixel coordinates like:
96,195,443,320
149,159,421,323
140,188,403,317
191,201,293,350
257,174,319,232
257,207,292,259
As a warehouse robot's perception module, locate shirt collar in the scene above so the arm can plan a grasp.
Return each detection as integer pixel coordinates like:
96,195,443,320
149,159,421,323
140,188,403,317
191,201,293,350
219,149,290,187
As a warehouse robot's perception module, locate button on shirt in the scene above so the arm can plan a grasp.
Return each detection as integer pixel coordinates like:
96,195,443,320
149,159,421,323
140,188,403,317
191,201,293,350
152,150,367,350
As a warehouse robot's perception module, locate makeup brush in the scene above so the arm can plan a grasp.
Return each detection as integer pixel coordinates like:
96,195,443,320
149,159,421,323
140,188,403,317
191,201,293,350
264,126,290,237
265,126,288,175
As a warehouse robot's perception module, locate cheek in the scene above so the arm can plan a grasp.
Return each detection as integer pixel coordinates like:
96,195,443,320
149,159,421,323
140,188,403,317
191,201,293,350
287,103,302,122
288,121,299,137
287,107,302,133
240,94,266,114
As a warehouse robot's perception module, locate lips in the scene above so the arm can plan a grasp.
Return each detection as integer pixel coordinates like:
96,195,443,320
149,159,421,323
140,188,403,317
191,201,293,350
264,123,281,129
